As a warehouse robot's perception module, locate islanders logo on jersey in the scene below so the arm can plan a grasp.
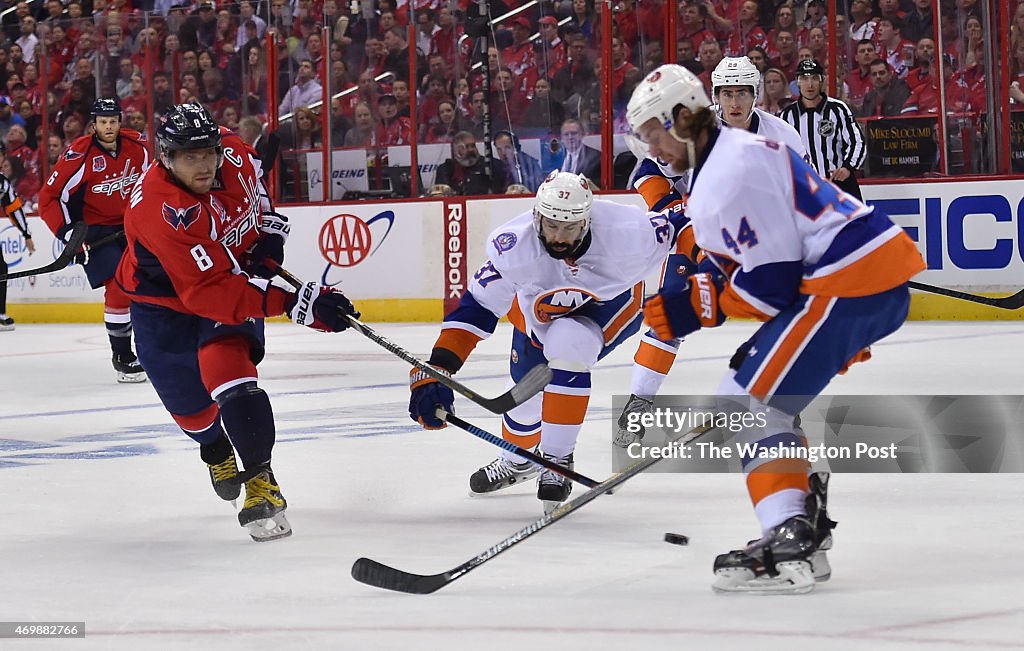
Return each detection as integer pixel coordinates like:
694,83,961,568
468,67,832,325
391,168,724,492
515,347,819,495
162,202,202,231
533,288,597,323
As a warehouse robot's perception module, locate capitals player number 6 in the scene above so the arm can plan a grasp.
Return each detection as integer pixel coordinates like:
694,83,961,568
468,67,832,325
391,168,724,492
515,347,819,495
190,244,214,271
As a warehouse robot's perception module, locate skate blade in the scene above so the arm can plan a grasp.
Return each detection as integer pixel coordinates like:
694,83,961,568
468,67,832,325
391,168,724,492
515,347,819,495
116,371,149,384
0,324,14,332
810,551,831,582
246,512,292,542
541,499,566,515
712,561,816,594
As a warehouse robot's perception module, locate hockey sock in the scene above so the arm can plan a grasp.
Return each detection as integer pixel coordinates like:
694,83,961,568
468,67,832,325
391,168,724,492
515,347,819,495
630,333,680,397
199,432,234,466
500,414,541,462
172,403,225,446
539,368,591,459
103,281,133,355
215,382,275,471
106,320,133,356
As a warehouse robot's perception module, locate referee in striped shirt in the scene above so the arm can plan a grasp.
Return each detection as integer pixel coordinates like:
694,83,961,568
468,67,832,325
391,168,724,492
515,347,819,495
780,59,867,200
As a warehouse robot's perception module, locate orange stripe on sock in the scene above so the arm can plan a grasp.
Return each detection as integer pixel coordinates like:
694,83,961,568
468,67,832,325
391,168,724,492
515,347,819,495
746,459,810,506
502,421,541,449
542,391,590,425
634,340,677,375
749,296,830,400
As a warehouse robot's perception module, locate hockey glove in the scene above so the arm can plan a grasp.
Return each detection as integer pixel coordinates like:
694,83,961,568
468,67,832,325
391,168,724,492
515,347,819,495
409,365,455,430
260,210,291,240
288,282,360,332
247,234,285,279
57,223,88,265
644,272,726,340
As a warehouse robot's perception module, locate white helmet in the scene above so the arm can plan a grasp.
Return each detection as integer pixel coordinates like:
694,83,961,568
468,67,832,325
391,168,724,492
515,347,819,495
626,64,711,172
534,171,593,255
712,56,760,99
626,64,711,136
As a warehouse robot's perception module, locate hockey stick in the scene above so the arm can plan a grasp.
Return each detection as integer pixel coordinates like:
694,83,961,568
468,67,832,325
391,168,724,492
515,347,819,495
908,281,1024,311
351,422,715,594
273,264,553,414
439,409,599,488
0,221,88,281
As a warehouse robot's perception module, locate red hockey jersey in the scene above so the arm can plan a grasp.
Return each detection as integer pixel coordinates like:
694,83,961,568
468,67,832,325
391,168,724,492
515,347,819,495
115,131,290,324
39,129,150,234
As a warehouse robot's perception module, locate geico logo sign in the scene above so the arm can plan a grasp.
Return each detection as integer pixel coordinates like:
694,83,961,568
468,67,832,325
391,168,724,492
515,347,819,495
871,193,1024,270
318,210,395,268
447,203,464,297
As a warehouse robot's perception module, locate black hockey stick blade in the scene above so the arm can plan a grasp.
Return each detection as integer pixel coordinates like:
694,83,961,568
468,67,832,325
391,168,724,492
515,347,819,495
351,557,450,594
272,264,553,413
351,423,716,595
909,281,1024,310
0,221,87,281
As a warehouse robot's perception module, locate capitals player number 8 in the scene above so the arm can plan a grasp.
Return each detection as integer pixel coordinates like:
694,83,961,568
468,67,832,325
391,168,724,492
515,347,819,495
191,244,214,271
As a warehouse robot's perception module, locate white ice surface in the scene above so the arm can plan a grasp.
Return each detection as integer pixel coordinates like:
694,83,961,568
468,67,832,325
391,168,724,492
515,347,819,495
3,321,1024,650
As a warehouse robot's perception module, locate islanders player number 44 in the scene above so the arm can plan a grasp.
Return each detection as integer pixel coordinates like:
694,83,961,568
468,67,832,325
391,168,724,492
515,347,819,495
627,65,925,593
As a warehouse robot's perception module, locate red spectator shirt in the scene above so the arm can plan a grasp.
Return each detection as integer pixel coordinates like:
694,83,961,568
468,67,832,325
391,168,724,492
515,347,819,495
39,129,150,233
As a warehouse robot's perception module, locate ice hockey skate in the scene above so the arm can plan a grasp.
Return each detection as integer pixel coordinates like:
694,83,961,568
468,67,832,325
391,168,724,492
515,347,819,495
469,456,538,496
613,394,654,447
805,471,837,581
537,451,573,514
0,315,15,331
237,468,291,542
201,437,241,503
712,516,819,594
112,351,147,384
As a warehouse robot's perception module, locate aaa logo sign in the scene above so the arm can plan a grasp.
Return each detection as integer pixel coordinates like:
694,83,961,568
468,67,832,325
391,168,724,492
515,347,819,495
318,211,395,267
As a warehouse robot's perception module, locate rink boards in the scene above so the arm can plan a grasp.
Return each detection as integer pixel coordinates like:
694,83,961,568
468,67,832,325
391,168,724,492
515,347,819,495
5,177,1024,322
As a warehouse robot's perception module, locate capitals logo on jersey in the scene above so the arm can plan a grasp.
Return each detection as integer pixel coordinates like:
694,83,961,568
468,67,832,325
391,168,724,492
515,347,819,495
162,201,203,231
533,288,597,323
91,160,143,199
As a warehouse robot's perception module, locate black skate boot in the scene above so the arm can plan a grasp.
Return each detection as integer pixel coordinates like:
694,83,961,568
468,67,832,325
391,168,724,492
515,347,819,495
712,516,819,594
0,315,15,331
469,456,538,495
537,451,573,514
614,394,653,447
112,351,147,384
237,467,291,542
805,471,837,581
200,436,241,502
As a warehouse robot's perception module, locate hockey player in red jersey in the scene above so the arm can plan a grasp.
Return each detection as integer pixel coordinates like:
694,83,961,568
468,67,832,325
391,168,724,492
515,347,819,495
115,104,359,542
38,97,149,383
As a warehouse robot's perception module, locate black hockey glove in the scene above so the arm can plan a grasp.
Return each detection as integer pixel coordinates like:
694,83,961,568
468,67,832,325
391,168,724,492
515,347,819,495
248,234,285,279
288,282,360,332
57,222,88,265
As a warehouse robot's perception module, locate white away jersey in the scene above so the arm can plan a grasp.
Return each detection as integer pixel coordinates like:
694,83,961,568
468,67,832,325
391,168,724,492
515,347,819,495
749,107,806,160
450,199,679,343
630,108,805,212
686,126,924,319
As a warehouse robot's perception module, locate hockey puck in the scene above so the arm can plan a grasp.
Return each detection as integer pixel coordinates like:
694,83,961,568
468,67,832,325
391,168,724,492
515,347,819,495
664,532,689,546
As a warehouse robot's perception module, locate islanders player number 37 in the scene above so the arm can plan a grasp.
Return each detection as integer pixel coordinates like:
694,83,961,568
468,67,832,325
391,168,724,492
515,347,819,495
409,171,691,513
627,65,925,593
